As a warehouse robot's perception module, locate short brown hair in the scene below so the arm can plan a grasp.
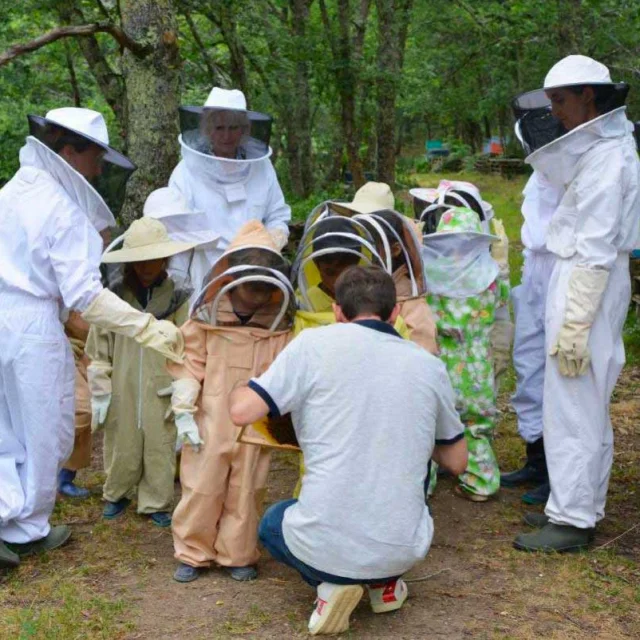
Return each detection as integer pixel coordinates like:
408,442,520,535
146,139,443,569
334,266,396,321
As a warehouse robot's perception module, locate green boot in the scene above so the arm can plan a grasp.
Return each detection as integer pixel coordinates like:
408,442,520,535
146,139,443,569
513,523,591,553
522,513,596,541
0,540,20,569
6,525,71,558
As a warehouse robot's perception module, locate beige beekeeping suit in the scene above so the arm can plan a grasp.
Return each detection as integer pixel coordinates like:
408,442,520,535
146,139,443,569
169,221,295,568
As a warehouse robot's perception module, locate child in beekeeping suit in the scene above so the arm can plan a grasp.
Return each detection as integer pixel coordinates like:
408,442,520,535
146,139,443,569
421,207,510,501
330,191,438,354
168,221,296,584
411,182,512,386
86,211,208,527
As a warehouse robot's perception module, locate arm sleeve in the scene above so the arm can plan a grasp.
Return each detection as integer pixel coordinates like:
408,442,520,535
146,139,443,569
49,202,104,312
166,319,207,382
249,333,307,417
85,325,114,396
400,298,439,355
574,151,624,270
263,163,291,234
433,362,465,445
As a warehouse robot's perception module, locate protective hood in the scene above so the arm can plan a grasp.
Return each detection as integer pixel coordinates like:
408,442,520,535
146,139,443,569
292,216,385,312
27,108,135,218
525,107,633,188
512,55,629,157
409,187,439,219
178,87,272,191
345,209,426,297
190,221,295,331
19,136,116,232
143,187,220,251
422,207,499,298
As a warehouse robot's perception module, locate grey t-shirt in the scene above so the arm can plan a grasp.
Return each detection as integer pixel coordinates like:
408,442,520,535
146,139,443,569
251,320,463,579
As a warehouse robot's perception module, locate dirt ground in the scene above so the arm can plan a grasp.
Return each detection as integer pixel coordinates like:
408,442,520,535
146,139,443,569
2,366,639,639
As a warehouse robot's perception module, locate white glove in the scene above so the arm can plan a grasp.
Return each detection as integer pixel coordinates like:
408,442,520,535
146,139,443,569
549,266,609,377
268,227,289,251
490,219,509,279
87,361,112,396
169,378,203,452
91,393,112,433
175,413,204,452
81,289,184,363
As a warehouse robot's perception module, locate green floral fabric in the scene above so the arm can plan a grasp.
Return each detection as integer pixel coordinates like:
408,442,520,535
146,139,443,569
428,277,510,497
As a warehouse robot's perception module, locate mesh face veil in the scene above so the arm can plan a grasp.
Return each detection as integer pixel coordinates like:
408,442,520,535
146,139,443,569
179,106,272,162
189,246,295,331
27,115,135,216
292,216,385,312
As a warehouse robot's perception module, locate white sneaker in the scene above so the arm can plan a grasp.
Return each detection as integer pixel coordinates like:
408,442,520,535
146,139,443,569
366,578,408,614
308,582,364,635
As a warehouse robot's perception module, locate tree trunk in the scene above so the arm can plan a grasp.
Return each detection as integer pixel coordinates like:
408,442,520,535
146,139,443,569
119,0,181,225
374,0,413,187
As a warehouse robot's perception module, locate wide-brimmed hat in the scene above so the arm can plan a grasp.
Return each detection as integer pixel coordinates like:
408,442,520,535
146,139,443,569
142,187,219,252
28,108,135,171
330,182,395,215
427,206,498,241
102,218,205,264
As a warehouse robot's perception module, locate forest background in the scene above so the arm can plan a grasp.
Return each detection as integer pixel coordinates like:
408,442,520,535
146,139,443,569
1,0,640,224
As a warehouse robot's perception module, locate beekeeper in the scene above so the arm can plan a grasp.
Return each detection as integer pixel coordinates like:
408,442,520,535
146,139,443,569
511,56,640,552
0,108,184,569
169,87,291,296
502,94,566,504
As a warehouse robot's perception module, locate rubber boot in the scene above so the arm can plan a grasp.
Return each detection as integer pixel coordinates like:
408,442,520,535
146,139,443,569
0,540,20,569
5,525,72,557
58,468,90,499
522,481,550,505
513,523,592,553
523,513,595,541
501,438,548,487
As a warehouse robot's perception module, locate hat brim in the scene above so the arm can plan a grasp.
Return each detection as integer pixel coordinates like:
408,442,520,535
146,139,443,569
102,239,204,264
330,201,389,216
28,115,136,171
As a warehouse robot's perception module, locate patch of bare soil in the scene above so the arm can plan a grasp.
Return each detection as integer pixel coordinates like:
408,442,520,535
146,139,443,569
63,365,640,639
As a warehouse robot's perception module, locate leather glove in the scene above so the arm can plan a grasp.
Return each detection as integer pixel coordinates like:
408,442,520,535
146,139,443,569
268,227,289,251
81,289,184,363
87,361,112,396
169,378,203,452
549,266,609,377
490,218,509,279
91,393,112,433
68,337,85,360
175,413,204,452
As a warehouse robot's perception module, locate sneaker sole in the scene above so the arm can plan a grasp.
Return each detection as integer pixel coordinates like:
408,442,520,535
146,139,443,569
309,585,363,635
370,587,408,614
454,486,491,502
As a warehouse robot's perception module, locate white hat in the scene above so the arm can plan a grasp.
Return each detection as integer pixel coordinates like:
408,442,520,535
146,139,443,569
102,217,206,263
142,187,220,252
204,87,247,111
330,182,395,215
544,55,612,89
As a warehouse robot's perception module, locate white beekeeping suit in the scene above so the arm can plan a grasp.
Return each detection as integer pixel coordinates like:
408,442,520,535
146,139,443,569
169,87,291,300
501,170,564,500
0,108,183,567
512,56,640,552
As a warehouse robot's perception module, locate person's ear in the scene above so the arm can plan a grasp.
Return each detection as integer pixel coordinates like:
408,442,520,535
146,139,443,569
332,302,348,323
388,302,401,325
391,242,402,259
581,86,595,107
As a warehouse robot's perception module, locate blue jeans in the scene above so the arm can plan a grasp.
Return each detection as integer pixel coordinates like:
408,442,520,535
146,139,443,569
259,499,399,587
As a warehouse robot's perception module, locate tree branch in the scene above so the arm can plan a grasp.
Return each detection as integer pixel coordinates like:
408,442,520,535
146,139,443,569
0,22,151,68
183,9,228,86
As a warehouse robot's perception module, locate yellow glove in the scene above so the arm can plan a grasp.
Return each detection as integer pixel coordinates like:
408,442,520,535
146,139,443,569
82,289,184,363
490,218,509,278
549,266,609,377
68,337,85,360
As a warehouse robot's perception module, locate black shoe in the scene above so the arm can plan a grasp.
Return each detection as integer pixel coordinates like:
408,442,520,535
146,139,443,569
0,541,20,569
513,523,592,553
5,525,71,557
501,438,548,487
173,562,200,583
522,482,550,505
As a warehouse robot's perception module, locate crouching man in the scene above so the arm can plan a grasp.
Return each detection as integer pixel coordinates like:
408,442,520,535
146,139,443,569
229,266,467,635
